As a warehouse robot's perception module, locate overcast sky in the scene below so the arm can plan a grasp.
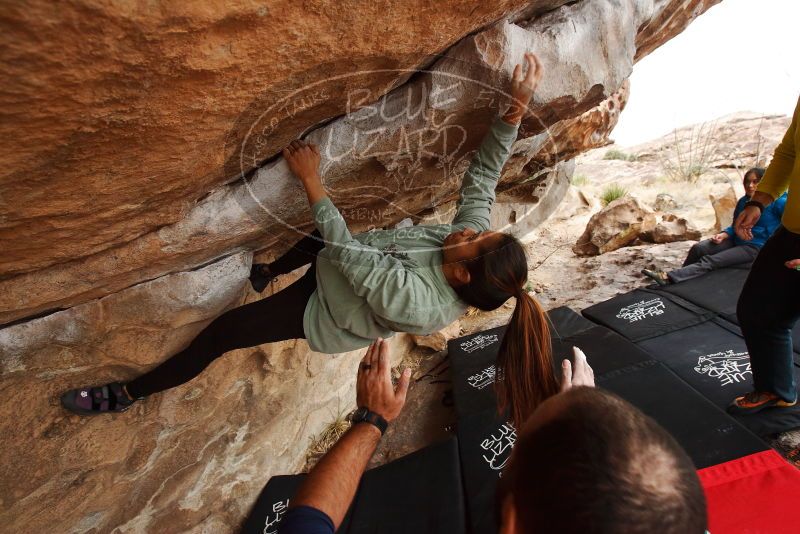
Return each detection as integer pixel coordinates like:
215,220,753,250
612,0,800,147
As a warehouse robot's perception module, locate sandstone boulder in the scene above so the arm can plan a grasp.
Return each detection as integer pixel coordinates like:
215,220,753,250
0,253,411,533
709,183,739,232
411,321,462,352
644,213,702,243
653,193,678,212
0,0,720,326
573,196,657,256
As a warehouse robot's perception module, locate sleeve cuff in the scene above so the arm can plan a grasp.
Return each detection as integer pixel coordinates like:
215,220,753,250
493,115,520,139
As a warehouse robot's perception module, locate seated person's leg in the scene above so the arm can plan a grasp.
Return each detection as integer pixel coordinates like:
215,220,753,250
667,243,757,284
682,237,734,267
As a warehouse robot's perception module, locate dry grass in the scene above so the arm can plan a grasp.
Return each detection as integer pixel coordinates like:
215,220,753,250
304,410,352,471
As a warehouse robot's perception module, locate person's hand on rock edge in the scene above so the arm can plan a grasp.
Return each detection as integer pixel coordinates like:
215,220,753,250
560,346,595,392
503,52,543,125
283,139,327,205
356,338,411,423
785,259,800,270
283,139,320,183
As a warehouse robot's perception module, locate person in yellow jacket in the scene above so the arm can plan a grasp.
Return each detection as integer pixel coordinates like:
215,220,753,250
729,96,800,414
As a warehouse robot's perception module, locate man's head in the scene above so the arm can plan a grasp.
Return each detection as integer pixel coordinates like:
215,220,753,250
743,167,765,197
497,387,707,534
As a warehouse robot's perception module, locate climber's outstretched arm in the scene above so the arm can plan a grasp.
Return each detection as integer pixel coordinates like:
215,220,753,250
452,52,543,232
278,339,410,533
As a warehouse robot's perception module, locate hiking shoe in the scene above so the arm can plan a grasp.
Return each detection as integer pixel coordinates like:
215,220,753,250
727,391,797,415
249,263,277,293
61,382,139,415
641,268,670,286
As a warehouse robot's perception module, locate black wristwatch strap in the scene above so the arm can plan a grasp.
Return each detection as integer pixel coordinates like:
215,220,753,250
351,407,388,435
745,200,765,213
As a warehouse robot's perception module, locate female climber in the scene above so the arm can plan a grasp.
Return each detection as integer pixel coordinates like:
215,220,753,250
61,52,558,427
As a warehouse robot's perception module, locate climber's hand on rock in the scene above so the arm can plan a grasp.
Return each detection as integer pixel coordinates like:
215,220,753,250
356,338,411,423
503,52,543,125
560,346,595,392
711,232,729,244
284,140,327,205
283,140,321,183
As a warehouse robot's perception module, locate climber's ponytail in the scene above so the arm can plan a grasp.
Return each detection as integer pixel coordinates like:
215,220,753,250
495,290,558,428
452,232,558,427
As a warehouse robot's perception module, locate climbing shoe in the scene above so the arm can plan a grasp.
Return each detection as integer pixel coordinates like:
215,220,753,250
727,391,797,415
249,263,277,293
641,268,670,286
61,382,139,415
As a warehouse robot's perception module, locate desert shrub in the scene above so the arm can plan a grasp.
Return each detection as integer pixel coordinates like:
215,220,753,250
603,149,638,162
659,121,724,182
571,173,589,186
600,184,628,206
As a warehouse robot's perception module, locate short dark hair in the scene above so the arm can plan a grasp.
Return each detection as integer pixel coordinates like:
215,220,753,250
501,387,707,534
744,167,765,182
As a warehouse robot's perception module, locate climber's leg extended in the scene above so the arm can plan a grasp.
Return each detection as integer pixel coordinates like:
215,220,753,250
61,264,317,415
250,230,324,291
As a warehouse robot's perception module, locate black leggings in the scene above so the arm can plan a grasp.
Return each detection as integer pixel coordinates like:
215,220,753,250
126,232,325,398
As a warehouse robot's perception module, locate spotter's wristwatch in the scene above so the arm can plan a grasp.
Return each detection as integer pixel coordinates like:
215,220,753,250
350,407,388,435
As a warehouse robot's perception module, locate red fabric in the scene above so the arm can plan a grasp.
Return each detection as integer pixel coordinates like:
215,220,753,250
698,450,800,533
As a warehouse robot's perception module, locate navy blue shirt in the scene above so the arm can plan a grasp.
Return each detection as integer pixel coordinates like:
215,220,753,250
277,505,335,534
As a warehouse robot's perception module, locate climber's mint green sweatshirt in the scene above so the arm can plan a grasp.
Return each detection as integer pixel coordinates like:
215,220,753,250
302,116,519,353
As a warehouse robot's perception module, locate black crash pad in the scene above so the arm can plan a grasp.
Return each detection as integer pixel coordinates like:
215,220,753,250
637,318,800,436
582,289,714,342
659,266,749,323
456,408,513,534
242,474,312,534
597,361,768,469
449,308,655,419
657,266,800,358
346,436,466,534
454,360,768,534
242,438,465,534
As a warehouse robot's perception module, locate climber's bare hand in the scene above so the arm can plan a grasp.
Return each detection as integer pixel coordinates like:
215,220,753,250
283,140,321,184
504,52,543,125
356,338,411,423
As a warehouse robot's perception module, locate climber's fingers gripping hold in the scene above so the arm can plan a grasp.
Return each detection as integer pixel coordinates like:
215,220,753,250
283,139,321,184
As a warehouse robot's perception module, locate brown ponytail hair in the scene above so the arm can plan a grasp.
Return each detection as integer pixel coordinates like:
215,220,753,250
453,233,559,427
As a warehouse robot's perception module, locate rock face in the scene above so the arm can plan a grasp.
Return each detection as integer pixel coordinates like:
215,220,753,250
0,1,722,532
645,213,702,243
0,0,720,326
411,321,462,352
573,196,658,256
654,193,679,212
0,254,410,532
709,183,739,232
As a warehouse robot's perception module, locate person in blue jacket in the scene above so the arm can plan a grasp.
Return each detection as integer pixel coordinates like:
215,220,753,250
642,168,787,285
